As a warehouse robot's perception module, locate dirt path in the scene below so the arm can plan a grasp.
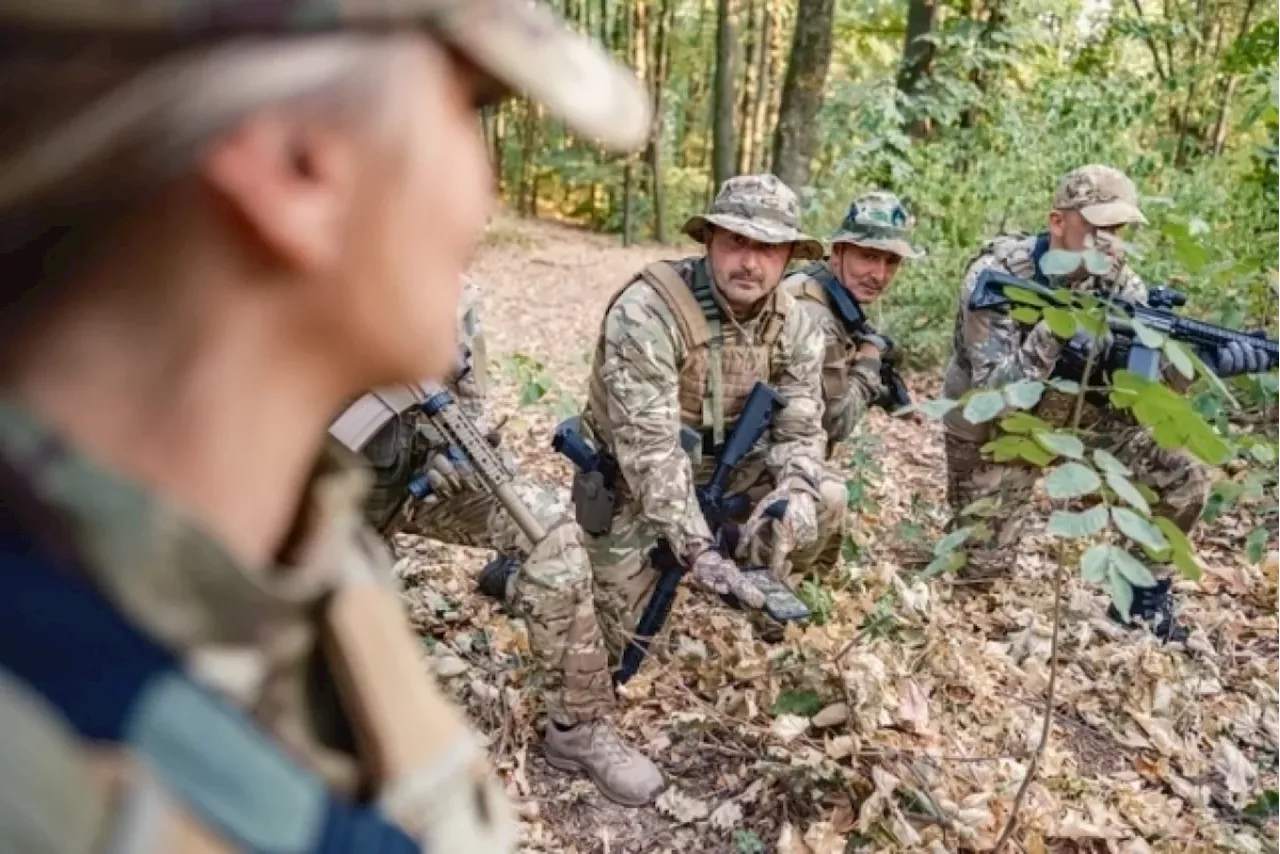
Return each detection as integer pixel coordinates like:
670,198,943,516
396,217,1279,854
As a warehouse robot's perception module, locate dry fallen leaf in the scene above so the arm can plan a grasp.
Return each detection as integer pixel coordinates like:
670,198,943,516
772,713,811,744
777,822,812,854
898,679,930,731
709,800,743,831
811,702,849,728
802,821,846,854
1215,738,1257,804
656,787,710,825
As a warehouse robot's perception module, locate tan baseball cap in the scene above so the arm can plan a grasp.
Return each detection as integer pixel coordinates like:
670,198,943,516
0,0,652,153
1052,164,1147,227
682,174,823,261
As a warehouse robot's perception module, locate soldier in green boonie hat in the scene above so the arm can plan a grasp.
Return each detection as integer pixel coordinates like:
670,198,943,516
0,2,650,852
784,190,923,452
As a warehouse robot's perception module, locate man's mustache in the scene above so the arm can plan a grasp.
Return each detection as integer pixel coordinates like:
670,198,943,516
728,270,764,285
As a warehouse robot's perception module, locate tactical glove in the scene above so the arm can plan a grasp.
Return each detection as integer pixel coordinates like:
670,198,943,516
1211,339,1271,377
690,549,765,610
419,446,480,507
738,489,818,578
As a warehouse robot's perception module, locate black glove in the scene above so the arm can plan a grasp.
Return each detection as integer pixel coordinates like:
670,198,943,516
1210,340,1271,376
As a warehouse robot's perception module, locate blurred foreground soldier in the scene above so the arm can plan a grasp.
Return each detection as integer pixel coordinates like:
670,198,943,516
0,3,649,852
334,277,665,808
576,175,842,652
786,191,924,447
941,165,1210,640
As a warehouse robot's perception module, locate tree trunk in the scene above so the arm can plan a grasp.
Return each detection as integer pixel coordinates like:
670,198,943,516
520,101,540,216
771,0,835,190
736,0,761,174
648,0,674,243
762,2,788,173
712,0,739,189
897,0,937,136
748,3,775,173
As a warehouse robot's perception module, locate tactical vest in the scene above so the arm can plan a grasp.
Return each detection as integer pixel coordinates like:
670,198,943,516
586,260,788,451
785,264,854,405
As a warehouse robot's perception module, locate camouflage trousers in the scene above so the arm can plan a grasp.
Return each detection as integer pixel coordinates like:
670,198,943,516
944,420,1213,576
402,482,614,726
584,462,846,660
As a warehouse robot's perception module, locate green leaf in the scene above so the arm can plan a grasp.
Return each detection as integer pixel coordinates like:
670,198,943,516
1010,306,1042,325
1047,505,1109,538
1163,339,1195,380
1131,317,1165,349
771,689,823,718
1104,470,1150,515
1048,378,1082,395
1172,548,1203,581
1242,790,1279,820
1003,380,1045,410
962,390,1006,424
1082,249,1111,275
1110,549,1157,587
922,550,966,579
1152,516,1193,557
1044,462,1102,499
1005,285,1050,307
1245,527,1268,564
1043,306,1078,338
1092,449,1130,477
1038,249,1082,277
933,526,974,557
1112,507,1170,551
1184,424,1233,466
1077,311,1109,337
983,435,1028,463
1080,544,1111,582
1034,431,1085,459
1015,439,1058,467
1000,412,1053,435
919,397,961,420
1109,567,1134,617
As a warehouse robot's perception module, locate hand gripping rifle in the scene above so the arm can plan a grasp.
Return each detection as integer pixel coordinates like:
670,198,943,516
818,272,912,411
970,269,1279,382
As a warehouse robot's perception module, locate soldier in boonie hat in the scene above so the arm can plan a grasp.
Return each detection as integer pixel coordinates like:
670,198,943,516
682,173,824,261
830,191,925,263
0,3,652,852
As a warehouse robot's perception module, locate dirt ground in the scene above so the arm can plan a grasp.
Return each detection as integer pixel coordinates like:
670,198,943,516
392,216,1278,854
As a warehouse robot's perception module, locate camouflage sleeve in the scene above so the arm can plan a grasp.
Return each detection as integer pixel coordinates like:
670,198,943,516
793,299,881,445
960,256,1064,389
766,295,830,491
599,283,714,562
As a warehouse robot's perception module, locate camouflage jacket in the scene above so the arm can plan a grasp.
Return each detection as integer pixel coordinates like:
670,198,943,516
785,262,885,447
0,399,514,852
941,232,1147,443
585,258,827,564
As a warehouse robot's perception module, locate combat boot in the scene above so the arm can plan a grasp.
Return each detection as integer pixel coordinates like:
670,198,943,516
1107,577,1190,644
543,719,665,807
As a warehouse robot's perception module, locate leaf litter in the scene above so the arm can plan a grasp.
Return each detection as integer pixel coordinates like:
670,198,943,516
393,217,1278,852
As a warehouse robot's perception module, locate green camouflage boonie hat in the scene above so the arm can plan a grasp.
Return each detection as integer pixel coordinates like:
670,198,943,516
0,0,651,153
829,191,923,260
682,174,823,261
1052,165,1147,227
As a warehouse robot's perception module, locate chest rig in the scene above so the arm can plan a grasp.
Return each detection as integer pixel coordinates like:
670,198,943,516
588,259,788,453
787,263,860,403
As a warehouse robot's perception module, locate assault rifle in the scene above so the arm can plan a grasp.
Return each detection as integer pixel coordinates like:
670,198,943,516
817,271,912,412
554,382,812,685
970,269,1279,382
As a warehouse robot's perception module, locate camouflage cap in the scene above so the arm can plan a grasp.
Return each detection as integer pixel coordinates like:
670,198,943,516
829,191,923,260
0,0,652,153
682,174,822,261
1052,164,1147,227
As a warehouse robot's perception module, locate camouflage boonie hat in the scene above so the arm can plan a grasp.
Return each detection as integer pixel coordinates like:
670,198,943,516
682,174,822,261
0,0,651,153
829,191,923,260
1052,165,1147,227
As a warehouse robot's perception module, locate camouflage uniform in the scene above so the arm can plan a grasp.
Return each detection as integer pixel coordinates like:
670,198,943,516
787,191,925,446
0,0,653,847
392,279,615,727
941,166,1212,575
580,175,839,656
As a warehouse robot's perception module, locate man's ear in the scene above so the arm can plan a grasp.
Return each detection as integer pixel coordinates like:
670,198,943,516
199,111,354,276
1047,209,1066,240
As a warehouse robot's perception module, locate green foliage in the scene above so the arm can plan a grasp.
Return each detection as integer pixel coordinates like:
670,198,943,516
733,829,765,854
499,352,579,418
796,580,835,626
771,689,823,718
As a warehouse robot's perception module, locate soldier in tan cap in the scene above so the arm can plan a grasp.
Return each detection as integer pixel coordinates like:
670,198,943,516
567,174,842,668
940,165,1208,641
0,2,649,852
786,190,925,449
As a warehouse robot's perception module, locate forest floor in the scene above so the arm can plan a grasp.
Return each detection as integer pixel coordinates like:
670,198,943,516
392,215,1279,854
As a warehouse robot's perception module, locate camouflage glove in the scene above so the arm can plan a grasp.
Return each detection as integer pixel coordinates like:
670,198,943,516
738,488,819,578
419,446,480,507
690,548,765,610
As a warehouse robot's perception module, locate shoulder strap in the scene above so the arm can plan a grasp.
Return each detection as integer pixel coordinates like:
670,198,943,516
0,542,419,854
638,262,712,348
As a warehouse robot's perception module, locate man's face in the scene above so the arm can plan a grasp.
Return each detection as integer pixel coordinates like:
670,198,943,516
706,228,793,315
1048,209,1129,283
832,243,902,304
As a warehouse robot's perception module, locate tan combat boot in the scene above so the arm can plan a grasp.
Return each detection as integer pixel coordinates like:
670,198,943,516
543,719,665,807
